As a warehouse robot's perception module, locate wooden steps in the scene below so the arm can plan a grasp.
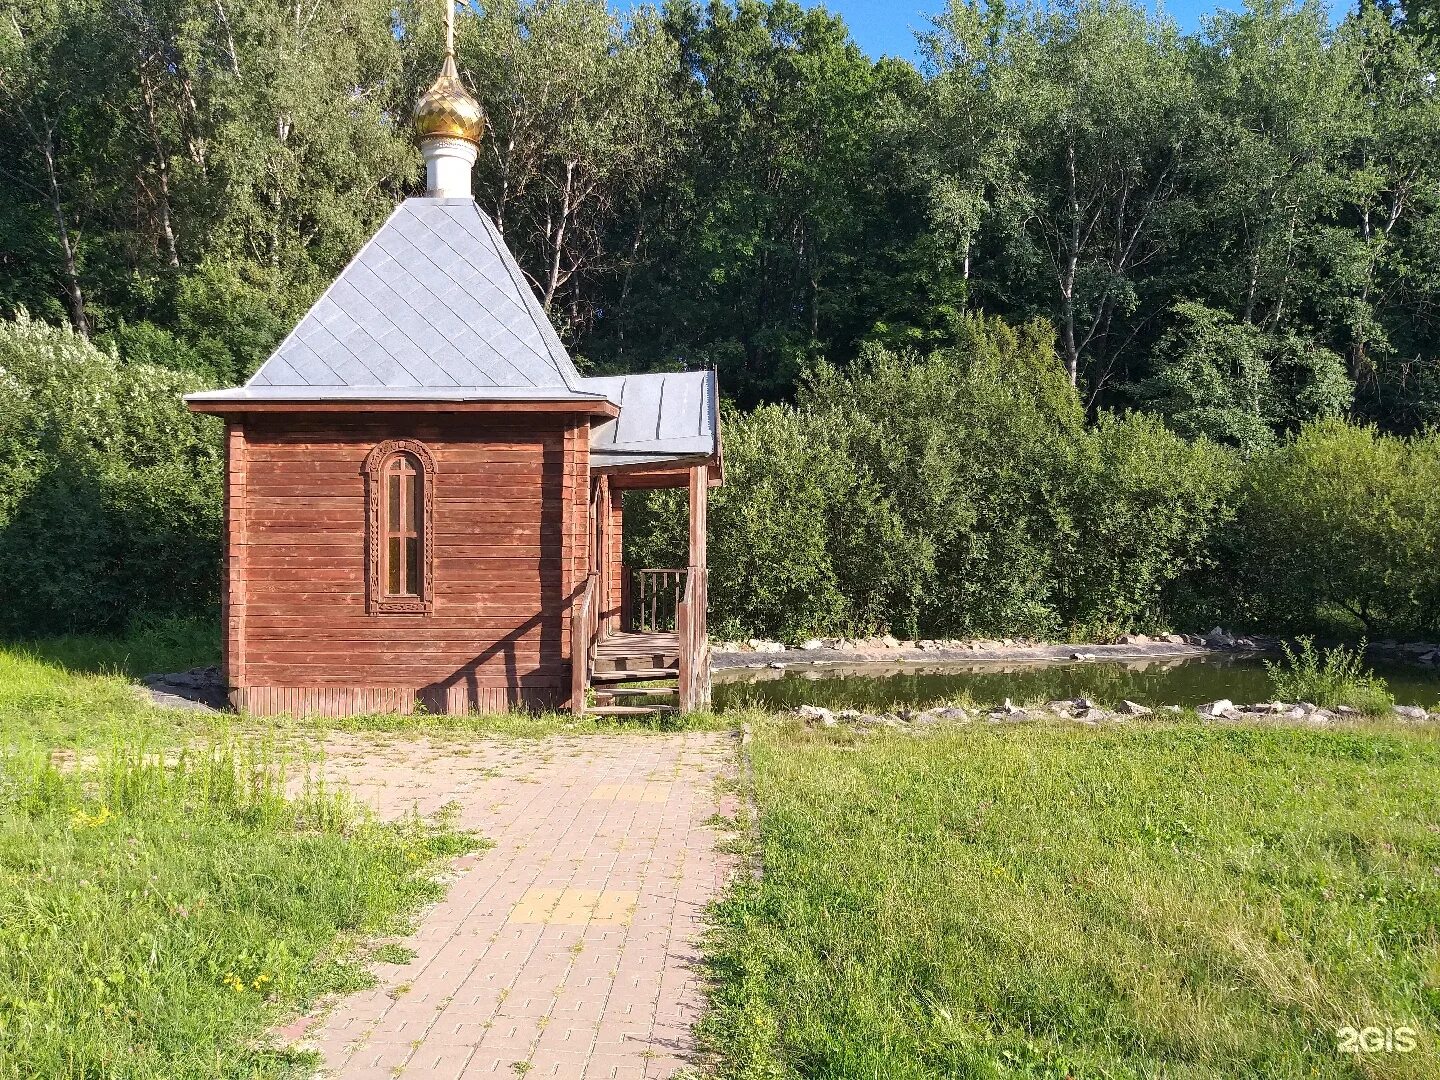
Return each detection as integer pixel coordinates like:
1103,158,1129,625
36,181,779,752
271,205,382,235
585,704,679,717
584,630,681,718
589,668,677,683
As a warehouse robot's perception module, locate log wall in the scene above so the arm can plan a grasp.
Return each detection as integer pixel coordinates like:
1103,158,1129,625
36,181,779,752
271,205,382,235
225,412,590,716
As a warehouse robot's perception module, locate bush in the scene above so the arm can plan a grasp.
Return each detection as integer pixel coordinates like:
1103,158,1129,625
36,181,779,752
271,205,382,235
1211,420,1440,638
628,314,1235,641
0,314,222,636
1264,637,1395,714
1062,411,1238,638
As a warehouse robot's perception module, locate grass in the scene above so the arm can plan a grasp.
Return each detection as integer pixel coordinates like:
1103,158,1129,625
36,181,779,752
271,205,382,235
1,618,732,747
1267,637,1396,714
703,714,1440,1079
0,624,727,1074
13,614,222,679
0,623,493,1078
0,741,479,1078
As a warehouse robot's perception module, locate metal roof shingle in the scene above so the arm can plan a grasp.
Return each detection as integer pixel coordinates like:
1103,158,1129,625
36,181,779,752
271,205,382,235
224,198,586,397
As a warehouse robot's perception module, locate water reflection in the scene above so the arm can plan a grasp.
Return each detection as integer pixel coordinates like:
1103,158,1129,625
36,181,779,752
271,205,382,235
712,653,1440,712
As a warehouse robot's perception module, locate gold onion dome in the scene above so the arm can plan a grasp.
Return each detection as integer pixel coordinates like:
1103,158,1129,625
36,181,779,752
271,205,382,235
414,54,484,145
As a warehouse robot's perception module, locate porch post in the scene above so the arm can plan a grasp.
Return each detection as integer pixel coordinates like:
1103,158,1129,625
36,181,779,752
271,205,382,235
688,464,707,571
685,464,710,710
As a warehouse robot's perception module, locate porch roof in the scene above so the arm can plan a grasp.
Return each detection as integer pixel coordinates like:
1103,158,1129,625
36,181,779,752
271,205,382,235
581,370,719,468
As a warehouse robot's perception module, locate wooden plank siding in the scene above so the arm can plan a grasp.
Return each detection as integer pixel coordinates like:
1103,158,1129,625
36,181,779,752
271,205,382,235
226,412,592,717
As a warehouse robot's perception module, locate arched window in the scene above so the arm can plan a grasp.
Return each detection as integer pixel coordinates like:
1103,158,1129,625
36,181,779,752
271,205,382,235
364,440,436,614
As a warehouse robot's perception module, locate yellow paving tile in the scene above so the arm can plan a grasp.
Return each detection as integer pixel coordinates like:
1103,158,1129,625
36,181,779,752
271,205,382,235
507,887,639,926
591,890,638,925
550,889,603,924
507,887,565,924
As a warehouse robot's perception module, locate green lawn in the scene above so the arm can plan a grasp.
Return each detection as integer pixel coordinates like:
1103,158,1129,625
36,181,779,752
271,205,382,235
0,625,726,1076
705,716,1440,1079
0,628,483,1079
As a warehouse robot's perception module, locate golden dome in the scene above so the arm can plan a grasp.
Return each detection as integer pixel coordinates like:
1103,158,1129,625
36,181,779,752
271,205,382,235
414,54,483,146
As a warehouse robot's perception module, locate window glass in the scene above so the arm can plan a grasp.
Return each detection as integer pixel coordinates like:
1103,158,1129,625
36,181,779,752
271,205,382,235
373,447,429,607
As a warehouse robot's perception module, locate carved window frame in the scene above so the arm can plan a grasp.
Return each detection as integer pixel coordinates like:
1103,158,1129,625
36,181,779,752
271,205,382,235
364,439,437,615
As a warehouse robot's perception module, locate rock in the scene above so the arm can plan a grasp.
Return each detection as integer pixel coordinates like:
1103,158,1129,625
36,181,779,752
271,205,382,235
1198,699,1235,718
1420,651,1440,664
988,708,1033,723
1162,704,1183,713
748,639,786,653
1075,708,1109,723
1248,701,1288,714
796,705,836,727
1393,705,1428,720
1119,700,1152,716
1001,697,1024,715
1335,705,1357,715
931,706,971,722
1163,634,1186,644
798,638,826,651
1070,652,1086,661
1074,697,1099,711
768,662,787,670
1117,634,1149,646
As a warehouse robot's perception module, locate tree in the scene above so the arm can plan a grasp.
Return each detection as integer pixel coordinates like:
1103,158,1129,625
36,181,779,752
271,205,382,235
444,0,681,342
1138,301,1353,452
923,0,1200,393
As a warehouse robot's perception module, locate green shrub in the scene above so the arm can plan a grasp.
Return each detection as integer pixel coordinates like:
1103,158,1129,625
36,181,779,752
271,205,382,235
627,314,1236,641
1264,636,1395,714
1208,420,1440,638
0,313,222,635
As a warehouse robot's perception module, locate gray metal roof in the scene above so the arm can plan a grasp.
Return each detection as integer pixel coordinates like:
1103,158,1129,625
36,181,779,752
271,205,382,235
582,370,719,465
189,197,597,403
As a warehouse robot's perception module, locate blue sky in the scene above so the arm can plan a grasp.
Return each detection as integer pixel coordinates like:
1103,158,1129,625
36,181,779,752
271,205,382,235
661,1,1345,60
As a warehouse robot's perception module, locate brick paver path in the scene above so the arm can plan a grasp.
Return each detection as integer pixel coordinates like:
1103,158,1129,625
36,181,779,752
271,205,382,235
288,731,737,1079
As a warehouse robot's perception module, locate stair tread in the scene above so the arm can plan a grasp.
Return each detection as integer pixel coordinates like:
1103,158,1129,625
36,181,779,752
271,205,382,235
589,668,678,682
585,705,680,716
595,687,678,697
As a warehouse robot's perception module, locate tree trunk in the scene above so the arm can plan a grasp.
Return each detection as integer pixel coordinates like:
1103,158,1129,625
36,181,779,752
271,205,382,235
214,0,241,77
140,70,180,268
1059,141,1081,386
38,122,89,337
543,160,576,312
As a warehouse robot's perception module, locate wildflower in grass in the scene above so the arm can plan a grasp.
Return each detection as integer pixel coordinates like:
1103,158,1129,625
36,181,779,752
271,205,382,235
222,973,245,993
69,806,113,829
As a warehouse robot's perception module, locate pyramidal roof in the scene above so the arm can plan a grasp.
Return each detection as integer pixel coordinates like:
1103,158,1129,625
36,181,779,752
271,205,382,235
186,197,610,405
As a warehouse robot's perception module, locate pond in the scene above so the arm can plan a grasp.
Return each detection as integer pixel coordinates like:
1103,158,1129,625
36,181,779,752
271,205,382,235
711,653,1440,712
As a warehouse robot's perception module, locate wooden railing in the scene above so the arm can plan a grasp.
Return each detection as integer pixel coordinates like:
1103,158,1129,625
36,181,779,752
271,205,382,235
571,571,600,715
675,565,711,711
631,568,687,632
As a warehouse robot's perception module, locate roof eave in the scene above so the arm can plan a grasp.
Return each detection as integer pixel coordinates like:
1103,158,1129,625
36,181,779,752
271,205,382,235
186,394,619,418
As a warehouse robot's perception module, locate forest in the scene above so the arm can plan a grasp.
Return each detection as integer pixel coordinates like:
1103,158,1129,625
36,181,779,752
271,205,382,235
3,0,1440,640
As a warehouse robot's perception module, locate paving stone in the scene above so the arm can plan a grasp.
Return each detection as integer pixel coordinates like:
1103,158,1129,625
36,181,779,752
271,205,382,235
283,732,734,1079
